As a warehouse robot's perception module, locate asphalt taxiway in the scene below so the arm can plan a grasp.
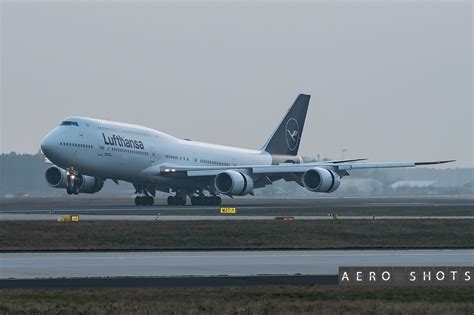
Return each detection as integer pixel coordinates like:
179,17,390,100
1,250,473,280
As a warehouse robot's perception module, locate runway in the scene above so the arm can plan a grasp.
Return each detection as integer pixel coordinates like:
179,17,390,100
1,250,472,279
1,214,473,221
1,197,473,218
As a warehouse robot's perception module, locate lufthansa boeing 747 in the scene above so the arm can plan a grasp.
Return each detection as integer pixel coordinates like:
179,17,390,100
40,94,454,206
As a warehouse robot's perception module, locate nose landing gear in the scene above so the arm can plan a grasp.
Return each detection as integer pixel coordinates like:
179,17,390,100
66,167,80,195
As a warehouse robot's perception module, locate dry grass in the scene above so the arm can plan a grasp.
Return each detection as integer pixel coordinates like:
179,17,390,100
0,286,473,314
1,220,473,251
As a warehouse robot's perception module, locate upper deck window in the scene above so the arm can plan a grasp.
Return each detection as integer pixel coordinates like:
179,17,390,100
60,121,79,127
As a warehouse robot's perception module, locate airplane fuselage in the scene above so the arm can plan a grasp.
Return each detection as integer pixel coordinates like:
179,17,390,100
41,116,288,190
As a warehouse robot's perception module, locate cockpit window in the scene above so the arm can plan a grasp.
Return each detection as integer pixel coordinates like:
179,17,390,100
60,121,79,126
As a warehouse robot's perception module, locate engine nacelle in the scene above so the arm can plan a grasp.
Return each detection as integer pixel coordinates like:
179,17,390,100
45,166,68,189
302,167,341,193
77,175,104,194
214,170,254,196
45,166,104,194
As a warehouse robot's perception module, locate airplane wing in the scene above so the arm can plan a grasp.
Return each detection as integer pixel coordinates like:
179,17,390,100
186,160,455,177
141,160,455,178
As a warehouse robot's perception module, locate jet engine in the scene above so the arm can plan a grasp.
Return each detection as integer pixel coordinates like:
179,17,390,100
302,167,341,193
76,175,104,194
214,170,254,196
45,166,104,194
45,166,68,189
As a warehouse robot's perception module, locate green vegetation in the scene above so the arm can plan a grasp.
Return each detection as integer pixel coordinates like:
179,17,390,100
1,220,473,251
0,286,472,314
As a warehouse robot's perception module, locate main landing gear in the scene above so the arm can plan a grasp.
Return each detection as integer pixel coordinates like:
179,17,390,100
167,193,187,206
191,195,222,206
135,196,154,206
166,191,222,206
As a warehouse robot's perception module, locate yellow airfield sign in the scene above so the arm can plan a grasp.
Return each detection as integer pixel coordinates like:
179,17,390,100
220,207,237,214
58,215,80,222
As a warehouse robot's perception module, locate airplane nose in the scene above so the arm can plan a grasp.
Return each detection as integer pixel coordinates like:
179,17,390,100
40,134,55,158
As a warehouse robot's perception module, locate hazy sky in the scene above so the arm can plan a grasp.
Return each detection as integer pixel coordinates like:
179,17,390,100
1,0,472,167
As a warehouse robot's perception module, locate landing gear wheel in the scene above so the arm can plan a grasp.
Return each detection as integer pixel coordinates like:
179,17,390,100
190,195,221,206
177,196,186,206
197,196,206,206
145,196,154,206
135,196,155,206
135,196,141,206
168,194,187,206
213,196,222,206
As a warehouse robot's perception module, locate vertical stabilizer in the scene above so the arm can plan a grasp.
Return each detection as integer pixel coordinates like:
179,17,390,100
262,94,310,156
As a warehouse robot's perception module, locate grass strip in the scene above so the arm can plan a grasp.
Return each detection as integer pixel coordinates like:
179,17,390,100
0,286,473,314
1,220,473,251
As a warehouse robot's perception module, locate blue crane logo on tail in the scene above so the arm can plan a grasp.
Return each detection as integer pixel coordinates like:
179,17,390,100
285,118,300,151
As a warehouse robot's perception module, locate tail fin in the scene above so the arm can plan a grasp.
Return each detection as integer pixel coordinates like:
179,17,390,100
262,94,310,156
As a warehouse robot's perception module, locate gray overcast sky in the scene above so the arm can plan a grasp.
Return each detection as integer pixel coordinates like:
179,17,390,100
1,0,472,167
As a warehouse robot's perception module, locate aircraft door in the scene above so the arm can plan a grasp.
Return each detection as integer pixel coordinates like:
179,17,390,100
96,130,109,164
150,147,158,166
70,125,86,165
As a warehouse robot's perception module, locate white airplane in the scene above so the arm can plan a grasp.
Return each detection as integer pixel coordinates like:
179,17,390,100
40,94,454,206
